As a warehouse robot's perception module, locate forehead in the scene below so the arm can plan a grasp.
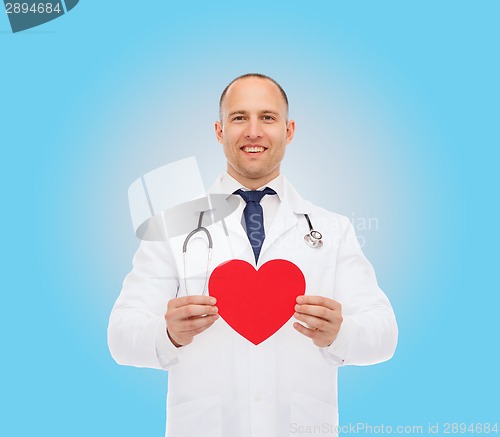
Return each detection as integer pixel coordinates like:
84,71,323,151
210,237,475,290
222,78,287,115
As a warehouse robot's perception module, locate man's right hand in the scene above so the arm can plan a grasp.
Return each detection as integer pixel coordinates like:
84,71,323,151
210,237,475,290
165,296,219,348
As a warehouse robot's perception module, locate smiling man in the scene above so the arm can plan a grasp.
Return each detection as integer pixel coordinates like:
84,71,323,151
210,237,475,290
215,75,294,190
108,73,398,437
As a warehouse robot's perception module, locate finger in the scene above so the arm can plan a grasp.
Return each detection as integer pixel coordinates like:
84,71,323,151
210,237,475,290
176,304,219,319
296,295,340,311
177,313,219,333
173,316,219,346
167,314,219,347
293,311,329,331
168,295,217,309
186,313,217,320
165,305,218,328
185,316,219,336
294,303,335,321
293,322,320,339
294,322,335,348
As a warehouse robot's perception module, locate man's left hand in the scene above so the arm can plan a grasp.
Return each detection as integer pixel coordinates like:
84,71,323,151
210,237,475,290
293,296,343,347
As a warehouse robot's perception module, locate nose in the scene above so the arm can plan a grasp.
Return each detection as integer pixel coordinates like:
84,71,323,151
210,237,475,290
244,118,263,139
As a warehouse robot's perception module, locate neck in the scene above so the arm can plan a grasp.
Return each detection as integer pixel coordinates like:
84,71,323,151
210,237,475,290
227,167,280,190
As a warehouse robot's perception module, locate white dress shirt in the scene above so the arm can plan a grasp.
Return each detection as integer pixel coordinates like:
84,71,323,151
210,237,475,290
218,172,283,234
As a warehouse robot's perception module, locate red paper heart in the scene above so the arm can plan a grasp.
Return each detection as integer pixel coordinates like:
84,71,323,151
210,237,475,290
208,259,305,345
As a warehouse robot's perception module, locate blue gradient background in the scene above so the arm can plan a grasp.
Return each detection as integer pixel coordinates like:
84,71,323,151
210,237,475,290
1,1,498,435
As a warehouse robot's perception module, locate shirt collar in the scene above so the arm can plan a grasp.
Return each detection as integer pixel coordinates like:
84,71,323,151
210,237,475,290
220,173,284,201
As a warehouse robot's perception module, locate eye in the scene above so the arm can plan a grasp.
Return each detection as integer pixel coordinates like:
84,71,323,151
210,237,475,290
232,116,245,122
262,115,276,121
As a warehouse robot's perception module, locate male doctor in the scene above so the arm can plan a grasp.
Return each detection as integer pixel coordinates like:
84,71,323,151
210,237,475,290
108,73,398,437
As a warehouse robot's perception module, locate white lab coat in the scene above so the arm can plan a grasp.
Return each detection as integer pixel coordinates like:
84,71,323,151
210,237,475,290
108,175,398,437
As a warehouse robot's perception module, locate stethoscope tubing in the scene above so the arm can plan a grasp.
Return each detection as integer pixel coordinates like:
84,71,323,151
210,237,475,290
182,211,213,253
180,212,323,295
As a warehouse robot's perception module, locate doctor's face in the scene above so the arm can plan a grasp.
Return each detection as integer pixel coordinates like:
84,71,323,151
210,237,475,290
215,77,295,190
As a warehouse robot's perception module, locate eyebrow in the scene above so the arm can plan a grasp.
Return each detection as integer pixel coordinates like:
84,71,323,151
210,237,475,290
228,110,247,117
227,110,280,117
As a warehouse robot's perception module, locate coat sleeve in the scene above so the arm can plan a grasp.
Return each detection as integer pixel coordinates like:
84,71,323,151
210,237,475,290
321,218,398,366
107,239,182,370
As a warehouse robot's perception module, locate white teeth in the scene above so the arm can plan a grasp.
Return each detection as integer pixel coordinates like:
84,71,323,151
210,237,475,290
243,146,265,153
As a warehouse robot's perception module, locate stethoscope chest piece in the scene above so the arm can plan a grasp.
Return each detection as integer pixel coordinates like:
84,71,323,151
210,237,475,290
303,214,323,248
304,230,323,248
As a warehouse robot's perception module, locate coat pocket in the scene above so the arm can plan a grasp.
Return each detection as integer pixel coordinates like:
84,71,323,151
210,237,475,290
166,395,222,437
289,393,338,436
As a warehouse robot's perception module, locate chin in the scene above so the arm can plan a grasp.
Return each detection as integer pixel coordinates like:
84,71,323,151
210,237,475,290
241,170,269,179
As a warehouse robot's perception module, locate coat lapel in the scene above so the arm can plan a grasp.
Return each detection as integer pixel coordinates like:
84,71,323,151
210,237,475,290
259,200,297,262
207,175,253,263
259,177,312,265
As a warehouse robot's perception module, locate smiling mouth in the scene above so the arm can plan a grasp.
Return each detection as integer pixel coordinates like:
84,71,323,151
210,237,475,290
241,146,266,153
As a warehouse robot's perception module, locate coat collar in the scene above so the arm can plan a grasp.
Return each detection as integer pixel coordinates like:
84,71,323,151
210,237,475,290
207,173,312,215
207,174,314,265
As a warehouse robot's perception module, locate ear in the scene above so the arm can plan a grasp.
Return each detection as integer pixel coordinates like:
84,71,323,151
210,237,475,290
215,121,224,144
285,120,296,144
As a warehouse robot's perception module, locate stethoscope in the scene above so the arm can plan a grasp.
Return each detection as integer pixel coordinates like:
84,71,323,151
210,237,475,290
179,211,322,296
181,210,213,296
303,214,323,248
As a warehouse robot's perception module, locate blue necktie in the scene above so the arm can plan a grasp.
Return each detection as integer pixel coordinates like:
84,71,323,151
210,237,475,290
235,187,276,262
